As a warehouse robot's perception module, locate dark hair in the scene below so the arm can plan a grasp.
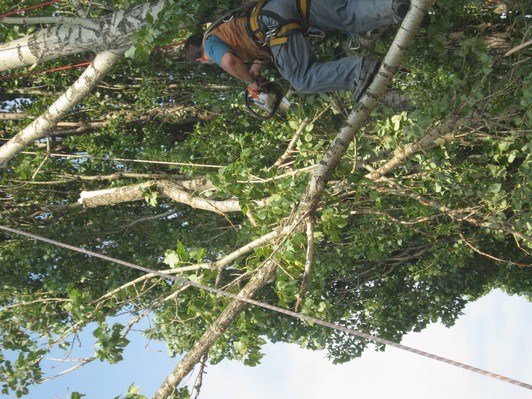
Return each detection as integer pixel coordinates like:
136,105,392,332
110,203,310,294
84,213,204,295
184,33,204,62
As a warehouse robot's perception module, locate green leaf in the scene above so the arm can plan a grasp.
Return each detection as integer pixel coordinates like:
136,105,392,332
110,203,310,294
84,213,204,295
489,183,502,194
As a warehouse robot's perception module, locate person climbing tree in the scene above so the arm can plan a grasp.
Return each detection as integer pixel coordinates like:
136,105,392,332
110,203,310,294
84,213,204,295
184,0,415,101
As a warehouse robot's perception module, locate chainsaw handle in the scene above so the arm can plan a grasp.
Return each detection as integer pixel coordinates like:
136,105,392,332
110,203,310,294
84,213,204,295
247,84,263,99
247,76,268,96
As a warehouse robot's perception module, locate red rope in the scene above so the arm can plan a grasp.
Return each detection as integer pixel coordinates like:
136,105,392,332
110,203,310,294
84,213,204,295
0,0,63,19
0,0,183,82
0,41,185,82
0,62,92,81
153,41,185,52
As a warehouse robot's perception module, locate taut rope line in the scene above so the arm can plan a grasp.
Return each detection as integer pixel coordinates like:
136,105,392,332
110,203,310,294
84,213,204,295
1,224,530,391
0,0,62,19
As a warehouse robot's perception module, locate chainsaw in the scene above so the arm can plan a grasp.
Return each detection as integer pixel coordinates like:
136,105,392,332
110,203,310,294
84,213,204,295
243,80,290,120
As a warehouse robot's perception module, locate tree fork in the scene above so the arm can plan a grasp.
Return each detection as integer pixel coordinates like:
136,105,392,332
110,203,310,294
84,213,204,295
152,1,435,397
152,259,279,399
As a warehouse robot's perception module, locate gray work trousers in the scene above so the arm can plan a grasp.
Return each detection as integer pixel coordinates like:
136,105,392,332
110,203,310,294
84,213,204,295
259,0,401,93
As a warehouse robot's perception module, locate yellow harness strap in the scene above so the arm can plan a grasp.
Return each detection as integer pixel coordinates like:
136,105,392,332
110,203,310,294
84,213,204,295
249,0,310,47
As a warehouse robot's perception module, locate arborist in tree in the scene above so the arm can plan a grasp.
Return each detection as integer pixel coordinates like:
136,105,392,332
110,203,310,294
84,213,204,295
184,0,416,103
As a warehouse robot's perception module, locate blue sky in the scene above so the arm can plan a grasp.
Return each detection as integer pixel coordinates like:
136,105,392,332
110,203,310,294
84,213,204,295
13,289,532,399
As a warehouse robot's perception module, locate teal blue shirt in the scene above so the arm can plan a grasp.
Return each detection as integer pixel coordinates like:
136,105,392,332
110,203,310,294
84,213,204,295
204,35,236,66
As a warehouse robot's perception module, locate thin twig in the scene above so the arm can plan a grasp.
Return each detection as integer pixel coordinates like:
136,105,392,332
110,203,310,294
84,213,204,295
191,355,208,399
295,218,315,312
37,357,97,384
456,229,531,268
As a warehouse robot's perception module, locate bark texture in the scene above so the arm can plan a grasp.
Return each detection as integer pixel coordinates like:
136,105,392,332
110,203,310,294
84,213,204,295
78,180,252,214
0,1,165,72
0,51,122,165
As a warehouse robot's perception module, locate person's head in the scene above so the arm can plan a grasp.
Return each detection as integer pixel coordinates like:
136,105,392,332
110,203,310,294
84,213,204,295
184,33,211,64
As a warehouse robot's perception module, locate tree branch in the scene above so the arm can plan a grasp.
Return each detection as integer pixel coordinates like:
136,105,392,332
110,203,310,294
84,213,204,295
77,179,265,214
456,228,531,268
272,117,309,169
0,16,98,26
152,3,434,397
367,115,461,181
0,51,123,165
295,218,315,312
95,226,292,304
373,177,532,242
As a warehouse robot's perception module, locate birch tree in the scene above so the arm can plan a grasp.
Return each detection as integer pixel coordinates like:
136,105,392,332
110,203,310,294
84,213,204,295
0,1,166,71
1,0,530,398
0,0,168,164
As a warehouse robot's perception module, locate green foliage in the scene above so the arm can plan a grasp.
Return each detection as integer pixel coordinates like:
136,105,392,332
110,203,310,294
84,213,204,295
93,322,130,363
1,0,531,397
114,384,148,399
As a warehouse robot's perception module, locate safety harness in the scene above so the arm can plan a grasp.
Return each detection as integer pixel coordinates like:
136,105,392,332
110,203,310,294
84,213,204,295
202,1,257,49
248,0,310,47
203,0,312,52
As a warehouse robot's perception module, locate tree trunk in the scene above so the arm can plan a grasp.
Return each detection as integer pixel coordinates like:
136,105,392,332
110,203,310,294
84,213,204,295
0,1,165,72
153,258,279,399
152,1,435,397
299,0,435,216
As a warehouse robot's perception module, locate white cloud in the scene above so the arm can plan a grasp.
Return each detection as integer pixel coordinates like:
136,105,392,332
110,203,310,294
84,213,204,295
200,290,532,399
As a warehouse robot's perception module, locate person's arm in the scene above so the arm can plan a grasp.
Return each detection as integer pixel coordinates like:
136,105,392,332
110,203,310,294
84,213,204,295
220,52,262,90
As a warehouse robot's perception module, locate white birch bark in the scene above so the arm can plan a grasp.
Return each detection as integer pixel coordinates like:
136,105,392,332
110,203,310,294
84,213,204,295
0,1,165,72
0,51,122,165
77,180,270,214
0,1,168,165
299,0,435,215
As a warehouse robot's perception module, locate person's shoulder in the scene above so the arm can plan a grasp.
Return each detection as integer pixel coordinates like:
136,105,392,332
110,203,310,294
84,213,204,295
204,35,236,65
205,35,227,48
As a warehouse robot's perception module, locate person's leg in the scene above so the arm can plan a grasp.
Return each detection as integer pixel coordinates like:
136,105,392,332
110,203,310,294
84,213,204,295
259,0,387,94
269,30,365,93
309,0,402,34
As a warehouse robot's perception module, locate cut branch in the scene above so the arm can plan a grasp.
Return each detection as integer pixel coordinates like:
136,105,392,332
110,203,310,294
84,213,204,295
77,180,268,214
0,1,165,72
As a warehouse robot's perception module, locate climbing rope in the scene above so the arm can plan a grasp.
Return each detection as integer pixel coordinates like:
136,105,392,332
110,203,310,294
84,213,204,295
0,0,62,19
0,62,92,81
0,224,530,391
14,151,223,169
